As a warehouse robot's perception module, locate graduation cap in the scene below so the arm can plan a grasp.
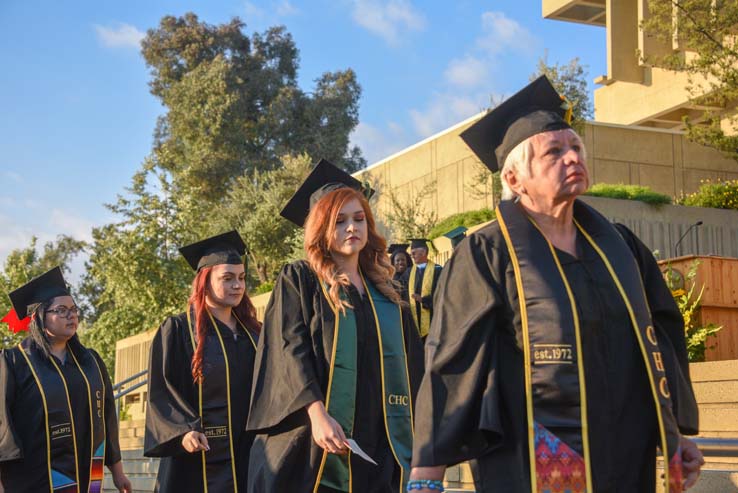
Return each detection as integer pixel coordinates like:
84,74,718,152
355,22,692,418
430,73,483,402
388,243,409,256
179,230,247,272
460,75,572,172
280,159,375,227
408,239,431,250
3,267,70,332
443,226,468,248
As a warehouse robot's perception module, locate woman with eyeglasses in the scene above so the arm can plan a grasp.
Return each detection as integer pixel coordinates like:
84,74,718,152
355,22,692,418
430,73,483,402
0,267,131,493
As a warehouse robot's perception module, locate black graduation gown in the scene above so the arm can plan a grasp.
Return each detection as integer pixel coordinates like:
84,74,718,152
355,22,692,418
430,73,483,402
246,260,424,493
144,312,257,493
401,263,442,324
412,223,699,493
0,338,121,493
392,272,408,301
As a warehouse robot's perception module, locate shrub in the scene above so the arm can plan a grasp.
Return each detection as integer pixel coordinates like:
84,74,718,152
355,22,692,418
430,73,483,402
585,183,672,205
428,208,496,239
253,281,274,295
662,259,722,362
679,179,738,210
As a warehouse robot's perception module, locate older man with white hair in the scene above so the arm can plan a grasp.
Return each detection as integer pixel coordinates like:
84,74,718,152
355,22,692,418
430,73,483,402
407,76,703,493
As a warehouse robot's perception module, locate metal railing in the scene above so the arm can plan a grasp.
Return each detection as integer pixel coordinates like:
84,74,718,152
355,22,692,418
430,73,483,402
112,369,147,395
113,370,148,418
692,437,738,458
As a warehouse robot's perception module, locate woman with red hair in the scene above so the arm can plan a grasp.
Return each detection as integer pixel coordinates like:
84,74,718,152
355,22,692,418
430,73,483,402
144,231,261,493
247,160,424,493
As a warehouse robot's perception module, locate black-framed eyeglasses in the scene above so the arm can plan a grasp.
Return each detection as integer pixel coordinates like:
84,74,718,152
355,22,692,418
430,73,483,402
46,305,80,318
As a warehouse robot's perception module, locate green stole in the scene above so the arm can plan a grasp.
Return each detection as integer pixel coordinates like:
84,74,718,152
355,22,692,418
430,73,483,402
313,275,414,493
186,309,257,493
496,199,683,493
18,338,106,493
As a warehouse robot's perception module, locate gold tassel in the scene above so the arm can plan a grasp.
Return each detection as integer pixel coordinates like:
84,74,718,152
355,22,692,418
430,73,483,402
560,95,573,124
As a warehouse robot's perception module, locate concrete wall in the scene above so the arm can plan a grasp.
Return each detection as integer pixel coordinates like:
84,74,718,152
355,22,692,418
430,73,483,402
579,196,738,259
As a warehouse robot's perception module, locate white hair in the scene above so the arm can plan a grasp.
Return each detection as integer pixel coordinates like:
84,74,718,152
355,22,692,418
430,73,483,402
499,128,586,200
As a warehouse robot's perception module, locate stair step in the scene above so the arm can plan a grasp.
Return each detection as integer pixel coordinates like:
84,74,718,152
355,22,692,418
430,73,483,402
699,408,738,433
692,380,738,405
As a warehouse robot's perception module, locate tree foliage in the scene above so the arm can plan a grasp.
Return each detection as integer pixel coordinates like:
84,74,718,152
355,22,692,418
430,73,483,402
78,170,201,368
1,236,85,349
216,154,311,286
142,13,364,199
531,55,593,134
383,181,438,240
641,1,738,160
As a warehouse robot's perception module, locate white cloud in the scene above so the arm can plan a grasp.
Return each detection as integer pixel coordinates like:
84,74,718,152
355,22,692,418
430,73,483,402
276,0,299,16
406,10,537,139
244,1,266,18
351,0,426,45
94,23,145,49
351,121,409,164
3,171,22,183
0,207,96,283
477,11,537,56
409,93,486,138
49,209,95,244
444,56,488,89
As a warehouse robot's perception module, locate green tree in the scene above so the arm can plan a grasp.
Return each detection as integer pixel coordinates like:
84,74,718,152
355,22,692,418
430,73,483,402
641,1,738,159
142,13,365,200
531,54,593,134
1,236,85,348
79,170,202,368
383,181,438,240
217,154,311,286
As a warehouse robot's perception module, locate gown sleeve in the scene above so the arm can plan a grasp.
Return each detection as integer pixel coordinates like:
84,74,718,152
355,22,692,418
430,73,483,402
144,317,202,457
90,349,122,466
412,232,507,467
247,261,325,432
0,350,22,462
615,223,699,435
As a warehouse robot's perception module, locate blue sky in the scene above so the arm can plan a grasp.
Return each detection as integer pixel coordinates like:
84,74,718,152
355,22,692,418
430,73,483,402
0,0,606,271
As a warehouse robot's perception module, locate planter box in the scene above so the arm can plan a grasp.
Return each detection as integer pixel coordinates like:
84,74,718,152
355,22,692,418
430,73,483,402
659,255,738,361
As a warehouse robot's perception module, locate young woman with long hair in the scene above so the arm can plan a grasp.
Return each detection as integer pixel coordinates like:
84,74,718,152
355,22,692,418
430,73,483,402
0,267,131,493
144,231,261,493
247,160,424,493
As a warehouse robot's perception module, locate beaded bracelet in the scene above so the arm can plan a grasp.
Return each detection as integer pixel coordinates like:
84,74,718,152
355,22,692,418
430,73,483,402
406,479,445,491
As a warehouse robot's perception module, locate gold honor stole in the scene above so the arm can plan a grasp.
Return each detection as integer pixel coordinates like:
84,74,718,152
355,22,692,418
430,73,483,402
313,274,414,493
18,339,106,493
186,309,257,493
407,261,437,337
496,200,683,493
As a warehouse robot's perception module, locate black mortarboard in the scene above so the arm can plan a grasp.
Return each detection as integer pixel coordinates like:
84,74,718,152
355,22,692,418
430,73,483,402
280,159,375,227
408,239,431,250
443,226,468,248
8,266,70,319
178,230,247,272
388,243,409,255
460,75,572,172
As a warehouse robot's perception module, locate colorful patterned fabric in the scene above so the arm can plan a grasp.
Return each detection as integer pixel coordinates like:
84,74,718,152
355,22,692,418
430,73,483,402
88,442,105,493
534,422,586,493
668,448,684,493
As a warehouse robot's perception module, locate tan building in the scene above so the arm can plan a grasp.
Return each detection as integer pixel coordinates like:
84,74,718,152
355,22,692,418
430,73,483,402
543,0,735,130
